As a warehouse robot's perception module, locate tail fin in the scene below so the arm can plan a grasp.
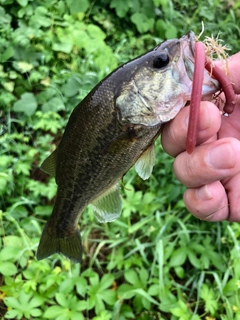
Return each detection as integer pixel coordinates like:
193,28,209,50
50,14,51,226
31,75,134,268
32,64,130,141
36,222,82,263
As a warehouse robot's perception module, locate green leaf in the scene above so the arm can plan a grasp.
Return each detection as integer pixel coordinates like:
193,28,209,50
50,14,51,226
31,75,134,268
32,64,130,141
16,61,34,73
76,277,88,296
13,92,37,116
17,0,28,6
200,284,218,315
110,0,131,18
130,13,154,33
42,97,65,113
0,246,19,261
55,293,67,307
171,299,189,317
124,269,139,286
4,297,21,309
169,247,187,267
165,24,177,38
44,306,63,318
99,274,114,290
52,42,73,54
30,308,42,317
4,309,20,319
67,0,89,13
0,46,14,62
0,262,17,276
100,290,116,305
61,78,80,97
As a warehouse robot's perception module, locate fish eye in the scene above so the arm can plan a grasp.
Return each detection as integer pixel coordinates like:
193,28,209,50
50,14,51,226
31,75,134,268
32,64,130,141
153,52,170,69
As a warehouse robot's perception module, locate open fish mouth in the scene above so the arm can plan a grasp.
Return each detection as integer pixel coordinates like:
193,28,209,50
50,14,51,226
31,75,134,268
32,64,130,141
180,31,220,97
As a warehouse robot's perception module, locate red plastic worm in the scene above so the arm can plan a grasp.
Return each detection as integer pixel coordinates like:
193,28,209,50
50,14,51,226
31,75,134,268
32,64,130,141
205,58,236,114
186,42,206,154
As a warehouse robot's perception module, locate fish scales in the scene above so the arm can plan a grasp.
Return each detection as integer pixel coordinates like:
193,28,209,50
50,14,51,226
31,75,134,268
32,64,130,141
37,32,219,262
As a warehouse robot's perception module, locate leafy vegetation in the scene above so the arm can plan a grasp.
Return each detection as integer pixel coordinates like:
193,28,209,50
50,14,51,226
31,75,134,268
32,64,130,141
1,0,240,319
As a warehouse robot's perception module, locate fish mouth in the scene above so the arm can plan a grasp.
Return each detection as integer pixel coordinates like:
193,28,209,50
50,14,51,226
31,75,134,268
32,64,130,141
180,31,220,97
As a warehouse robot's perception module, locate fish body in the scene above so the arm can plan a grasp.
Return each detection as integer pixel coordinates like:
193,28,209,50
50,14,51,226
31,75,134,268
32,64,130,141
37,32,219,262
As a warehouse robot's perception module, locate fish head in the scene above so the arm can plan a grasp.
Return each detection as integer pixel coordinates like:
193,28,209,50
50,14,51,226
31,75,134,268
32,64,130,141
116,31,219,126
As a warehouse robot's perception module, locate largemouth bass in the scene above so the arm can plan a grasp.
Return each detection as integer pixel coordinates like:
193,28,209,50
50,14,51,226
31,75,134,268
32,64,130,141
37,32,219,262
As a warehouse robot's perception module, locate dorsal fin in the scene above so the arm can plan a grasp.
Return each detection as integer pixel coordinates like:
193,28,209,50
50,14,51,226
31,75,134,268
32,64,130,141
40,149,58,178
91,183,122,223
135,144,155,180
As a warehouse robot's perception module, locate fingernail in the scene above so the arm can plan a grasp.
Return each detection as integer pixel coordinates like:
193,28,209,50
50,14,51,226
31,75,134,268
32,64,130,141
207,143,235,169
197,185,212,201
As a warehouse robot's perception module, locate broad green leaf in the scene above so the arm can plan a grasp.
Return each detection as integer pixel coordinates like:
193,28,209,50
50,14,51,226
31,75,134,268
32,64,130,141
87,24,106,40
171,299,189,317
169,247,187,267
67,0,89,13
55,292,68,307
0,262,17,276
4,297,21,309
30,308,42,317
44,306,63,318
2,81,14,92
130,13,154,33
148,284,159,296
17,0,28,6
13,92,37,116
61,78,80,97
16,61,34,73
76,277,88,296
3,236,22,248
29,296,44,308
52,42,73,54
100,289,116,305
110,0,131,18
99,274,114,290
187,251,201,269
0,246,19,261
42,97,65,113
165,24,178,38
4,309,20,319
124,269,139,286
0,46,14,62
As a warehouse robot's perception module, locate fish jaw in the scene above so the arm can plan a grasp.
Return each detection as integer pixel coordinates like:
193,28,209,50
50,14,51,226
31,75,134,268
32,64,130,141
180,31,220,97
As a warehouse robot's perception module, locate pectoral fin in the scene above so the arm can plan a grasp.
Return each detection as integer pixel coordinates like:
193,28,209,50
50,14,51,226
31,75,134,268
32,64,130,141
135,144,155,180
91,184,122,223
40,149,58,177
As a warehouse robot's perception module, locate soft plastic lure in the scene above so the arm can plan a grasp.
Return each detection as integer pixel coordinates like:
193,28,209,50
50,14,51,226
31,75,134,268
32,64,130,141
186,41,237,154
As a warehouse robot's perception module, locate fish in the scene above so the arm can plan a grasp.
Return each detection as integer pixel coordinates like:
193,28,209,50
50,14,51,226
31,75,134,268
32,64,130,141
36,31,219,263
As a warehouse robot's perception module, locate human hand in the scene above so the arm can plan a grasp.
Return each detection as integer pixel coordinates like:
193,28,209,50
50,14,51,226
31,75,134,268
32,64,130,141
161,52,240,222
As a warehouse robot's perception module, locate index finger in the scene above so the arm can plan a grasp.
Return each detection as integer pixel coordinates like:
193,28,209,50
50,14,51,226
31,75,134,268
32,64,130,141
161,101,221,157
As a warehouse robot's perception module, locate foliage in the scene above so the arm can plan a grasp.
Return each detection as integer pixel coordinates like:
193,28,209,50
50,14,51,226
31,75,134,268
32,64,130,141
1,0,240,319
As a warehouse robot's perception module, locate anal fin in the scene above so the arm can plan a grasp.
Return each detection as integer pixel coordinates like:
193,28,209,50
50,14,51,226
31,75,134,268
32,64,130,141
91,183,122,223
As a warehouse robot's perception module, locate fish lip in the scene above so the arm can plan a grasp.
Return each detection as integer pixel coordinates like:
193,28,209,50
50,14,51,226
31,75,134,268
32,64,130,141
180,31,220,96
180,31,196,81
